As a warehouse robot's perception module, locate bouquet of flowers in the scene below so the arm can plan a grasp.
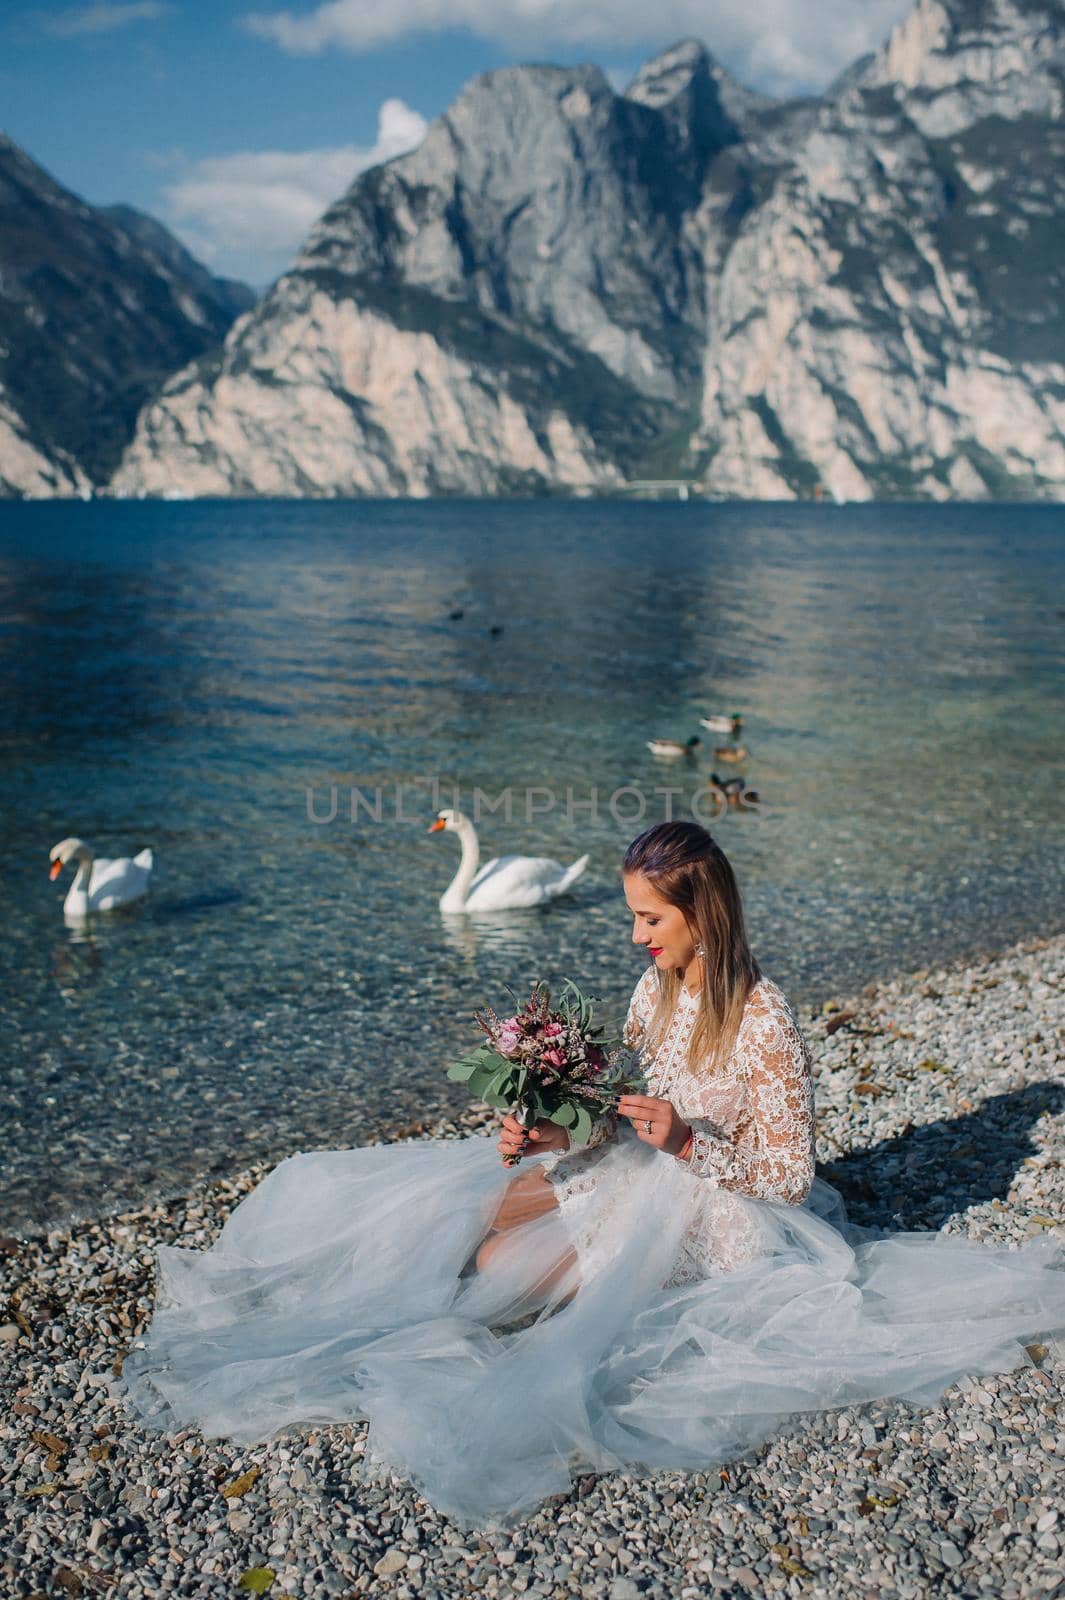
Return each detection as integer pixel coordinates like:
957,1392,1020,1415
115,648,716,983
447,979,648,1166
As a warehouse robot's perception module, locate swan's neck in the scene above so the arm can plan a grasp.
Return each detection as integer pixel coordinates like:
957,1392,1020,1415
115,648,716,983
70,851,94,899
441,820,480,911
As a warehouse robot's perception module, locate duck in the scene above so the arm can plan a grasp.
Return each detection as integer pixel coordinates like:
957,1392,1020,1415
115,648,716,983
712,744,749,764
703,778,728,818
646,735,701,758
49,837,154,919
710,774,760,809
429,810,589,913
700,713,743,736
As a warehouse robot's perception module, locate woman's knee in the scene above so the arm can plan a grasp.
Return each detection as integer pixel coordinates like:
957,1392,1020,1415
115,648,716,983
475,1234,501,1272
490,1167,558,1231
474,1233,578,1298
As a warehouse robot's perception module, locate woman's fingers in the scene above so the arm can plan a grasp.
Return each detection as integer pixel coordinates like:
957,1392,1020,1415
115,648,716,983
501,1112,543,1138
616,1094,661,1116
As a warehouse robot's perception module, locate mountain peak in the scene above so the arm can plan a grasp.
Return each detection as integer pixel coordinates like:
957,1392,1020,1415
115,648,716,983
626,36,780,138
861,0,1064,132
624,39,713,107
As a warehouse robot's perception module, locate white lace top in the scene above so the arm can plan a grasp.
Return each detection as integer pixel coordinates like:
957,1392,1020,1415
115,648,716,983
540,965,816,1283
621,964,816,1203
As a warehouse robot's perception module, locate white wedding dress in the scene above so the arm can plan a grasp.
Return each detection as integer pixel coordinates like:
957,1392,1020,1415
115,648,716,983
120,967,1065,1530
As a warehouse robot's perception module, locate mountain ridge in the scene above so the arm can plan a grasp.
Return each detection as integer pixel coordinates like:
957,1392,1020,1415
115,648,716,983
0,133,254,497
12,0,1065,501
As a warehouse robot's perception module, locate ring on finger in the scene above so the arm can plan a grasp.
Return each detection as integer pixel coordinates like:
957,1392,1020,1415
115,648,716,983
644,1119,653,1134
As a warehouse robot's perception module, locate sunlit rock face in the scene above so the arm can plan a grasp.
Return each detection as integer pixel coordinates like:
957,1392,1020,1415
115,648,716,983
0,389,90,500
111,288,624,498
113,0,1065,501
691,0,1065,501
115,45,733,499
0,136,253,497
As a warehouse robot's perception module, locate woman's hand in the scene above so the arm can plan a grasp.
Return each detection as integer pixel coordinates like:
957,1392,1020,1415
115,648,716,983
497,1113,571,1162
617,1093,691,1156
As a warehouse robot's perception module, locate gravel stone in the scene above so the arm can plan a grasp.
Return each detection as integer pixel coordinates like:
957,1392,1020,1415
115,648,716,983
2,932,1064,1600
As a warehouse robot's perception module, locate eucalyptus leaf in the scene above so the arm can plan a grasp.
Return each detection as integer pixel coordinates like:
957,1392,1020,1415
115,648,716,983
571,1105,594,1145
468,1061,505,1093
446,1060,479,1083
447,1043,498,1082
522,1086,544,1113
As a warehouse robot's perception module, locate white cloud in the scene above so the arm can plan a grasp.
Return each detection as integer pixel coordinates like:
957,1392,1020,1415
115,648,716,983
242,0,915,95
160,98,428,286
45,1,172,36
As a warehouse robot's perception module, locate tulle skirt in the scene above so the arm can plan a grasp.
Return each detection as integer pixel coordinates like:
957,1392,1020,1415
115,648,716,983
119,1129,1065,1529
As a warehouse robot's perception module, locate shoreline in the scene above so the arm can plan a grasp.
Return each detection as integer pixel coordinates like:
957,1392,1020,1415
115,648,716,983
6,919,1064,1246
3,929,1063,1599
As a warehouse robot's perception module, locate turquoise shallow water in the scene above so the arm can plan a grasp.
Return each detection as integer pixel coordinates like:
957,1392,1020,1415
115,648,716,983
1,499,1062,1231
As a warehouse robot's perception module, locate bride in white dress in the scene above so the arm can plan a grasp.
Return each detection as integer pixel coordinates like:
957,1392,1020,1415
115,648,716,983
120,822,1065,1530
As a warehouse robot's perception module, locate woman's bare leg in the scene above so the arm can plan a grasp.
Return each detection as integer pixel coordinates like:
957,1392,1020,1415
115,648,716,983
475,1166,578,1306
488,1165,559,1231
475,1232,578,1300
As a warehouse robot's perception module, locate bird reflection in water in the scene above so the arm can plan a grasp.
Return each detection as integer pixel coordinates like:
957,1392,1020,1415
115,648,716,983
51,925,104,992
438,908,547,966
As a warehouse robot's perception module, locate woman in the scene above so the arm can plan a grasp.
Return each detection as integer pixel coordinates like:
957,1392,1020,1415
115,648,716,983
121,822,1065,1531
486,820,815,1296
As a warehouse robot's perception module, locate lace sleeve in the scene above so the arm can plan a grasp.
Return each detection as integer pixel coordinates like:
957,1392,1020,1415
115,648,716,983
684,987,815,1205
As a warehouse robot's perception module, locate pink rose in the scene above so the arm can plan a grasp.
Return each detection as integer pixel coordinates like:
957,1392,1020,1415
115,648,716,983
496,1019,523,1057
542,1022,564,1038
542,1047,567,1068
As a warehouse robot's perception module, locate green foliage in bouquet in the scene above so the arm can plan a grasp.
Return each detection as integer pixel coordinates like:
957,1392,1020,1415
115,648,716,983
447,978,647,1151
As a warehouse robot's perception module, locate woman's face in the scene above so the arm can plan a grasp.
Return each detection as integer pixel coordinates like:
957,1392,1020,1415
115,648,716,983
623,872,697,974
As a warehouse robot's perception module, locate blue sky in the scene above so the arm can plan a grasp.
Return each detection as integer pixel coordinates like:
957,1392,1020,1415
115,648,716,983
2,0,913,287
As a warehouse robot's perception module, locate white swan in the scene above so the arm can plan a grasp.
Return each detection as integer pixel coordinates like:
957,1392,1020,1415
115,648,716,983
49,836,153,919
428,810,589,913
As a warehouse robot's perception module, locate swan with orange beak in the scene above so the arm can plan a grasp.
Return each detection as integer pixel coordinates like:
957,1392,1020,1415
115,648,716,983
429,810,588,913
49,836,154,919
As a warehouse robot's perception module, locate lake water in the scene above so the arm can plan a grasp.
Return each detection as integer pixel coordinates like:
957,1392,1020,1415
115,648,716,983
1,500,1062,1233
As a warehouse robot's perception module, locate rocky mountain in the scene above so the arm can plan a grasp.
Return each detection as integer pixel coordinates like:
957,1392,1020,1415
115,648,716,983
113,47,738,498
0,135,254,497
86,0,1065,498
689,0,1065,498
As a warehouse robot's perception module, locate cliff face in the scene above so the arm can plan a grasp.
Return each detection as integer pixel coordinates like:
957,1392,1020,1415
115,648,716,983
113,45,740,498
690,0,1065,499
67,0,1065,498
0,135,253,497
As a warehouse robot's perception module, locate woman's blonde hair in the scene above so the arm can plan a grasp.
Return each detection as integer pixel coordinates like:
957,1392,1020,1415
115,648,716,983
623,820,761,1074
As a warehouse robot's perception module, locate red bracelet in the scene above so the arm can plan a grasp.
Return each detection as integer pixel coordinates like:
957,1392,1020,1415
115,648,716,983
676,1128,694,1162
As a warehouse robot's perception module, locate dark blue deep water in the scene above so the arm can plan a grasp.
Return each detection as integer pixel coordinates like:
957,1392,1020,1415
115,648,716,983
1,499,1062,1231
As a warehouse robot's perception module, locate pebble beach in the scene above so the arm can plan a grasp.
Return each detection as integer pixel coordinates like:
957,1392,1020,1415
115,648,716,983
3,931,1063,1600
